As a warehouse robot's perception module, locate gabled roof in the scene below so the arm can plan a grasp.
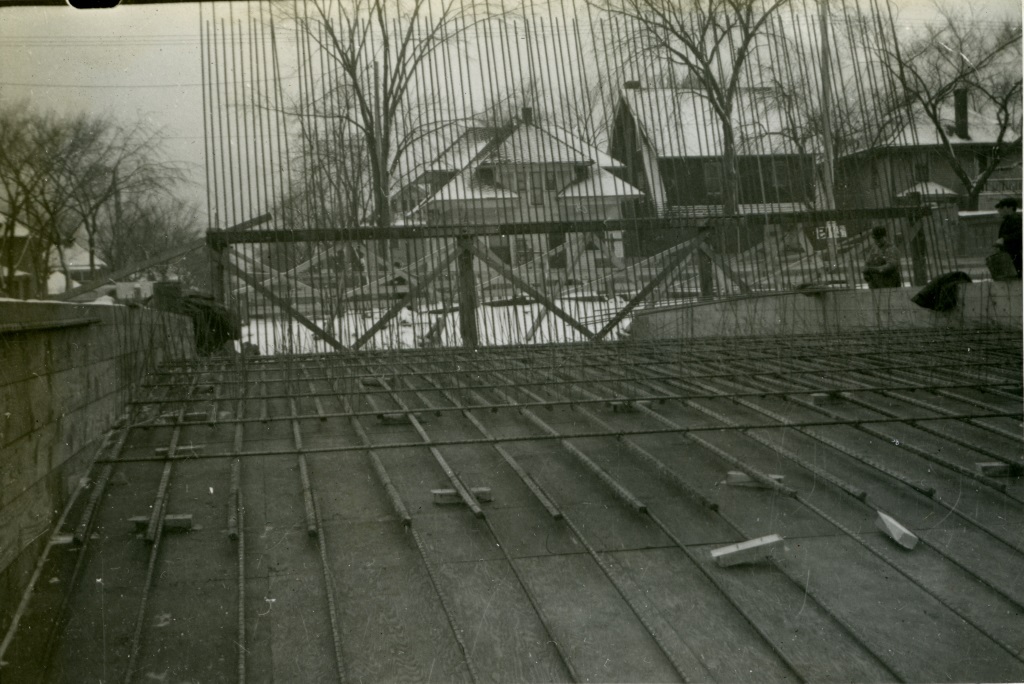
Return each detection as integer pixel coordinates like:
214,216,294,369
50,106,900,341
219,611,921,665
557,166,644,199
491,125,594,165
418,117,641,209
618,88,805,158
533,123,624,169
48,239,106,271
427,127,502,173
880,104,1013,148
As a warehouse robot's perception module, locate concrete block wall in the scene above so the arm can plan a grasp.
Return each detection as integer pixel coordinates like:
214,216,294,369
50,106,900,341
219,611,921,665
631,281,1022,340
0,300,194,636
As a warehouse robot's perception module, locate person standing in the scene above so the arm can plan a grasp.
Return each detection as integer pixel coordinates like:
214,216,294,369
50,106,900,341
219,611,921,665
862,225,903,289
994,197,1022,278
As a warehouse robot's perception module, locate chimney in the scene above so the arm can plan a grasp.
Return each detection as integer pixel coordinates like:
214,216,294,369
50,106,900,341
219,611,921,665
521,107,533,125
624,80,642,90
954,88,969,140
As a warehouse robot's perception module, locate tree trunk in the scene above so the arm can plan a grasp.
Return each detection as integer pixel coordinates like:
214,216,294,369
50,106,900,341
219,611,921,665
721,123,740,217
88,219,96,278
965,187,981,211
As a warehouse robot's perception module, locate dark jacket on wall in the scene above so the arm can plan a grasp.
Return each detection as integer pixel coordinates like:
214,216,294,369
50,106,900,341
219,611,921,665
911,271,972,311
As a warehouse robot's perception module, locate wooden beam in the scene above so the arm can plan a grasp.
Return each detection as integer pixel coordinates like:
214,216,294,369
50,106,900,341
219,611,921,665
231,248,315,296
353,246,459,350
207,210,933,245
234,244,337,296
224,259,348,352
524,241,580,343
698,243,752,295
592,237,701,341
466,240,595,341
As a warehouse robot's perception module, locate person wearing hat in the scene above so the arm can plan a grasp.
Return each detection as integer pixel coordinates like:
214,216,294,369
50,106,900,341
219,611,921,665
862,225,903,289
994,197,1022,278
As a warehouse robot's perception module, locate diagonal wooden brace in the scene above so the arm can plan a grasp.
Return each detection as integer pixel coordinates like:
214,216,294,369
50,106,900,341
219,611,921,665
467,240,596,340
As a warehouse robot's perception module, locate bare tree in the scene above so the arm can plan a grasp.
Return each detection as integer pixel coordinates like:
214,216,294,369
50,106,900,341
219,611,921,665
65,118,185,278
0,102,194,296
98,195,202,280
592,0,790,214
292,0,498,231
870,2,1022,209
0,104,67,295
755,10,909,205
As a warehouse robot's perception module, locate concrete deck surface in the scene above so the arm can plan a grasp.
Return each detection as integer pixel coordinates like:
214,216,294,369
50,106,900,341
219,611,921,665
3,328,1022,683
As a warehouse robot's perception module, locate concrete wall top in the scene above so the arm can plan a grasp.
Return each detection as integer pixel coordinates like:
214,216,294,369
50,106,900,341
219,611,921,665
630,281,1022,341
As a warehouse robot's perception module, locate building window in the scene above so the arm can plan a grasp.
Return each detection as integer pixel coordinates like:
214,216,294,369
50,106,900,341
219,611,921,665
914,159,929,183
478,166,494,185
530,170,545,205
516,170,528,195
545,170,558,191
772,159,788,198
704,161,723,201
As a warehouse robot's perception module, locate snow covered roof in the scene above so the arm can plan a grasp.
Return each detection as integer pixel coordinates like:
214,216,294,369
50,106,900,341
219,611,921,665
48,240,106,271
428,128,501,172
421,118,640,208
557,166,644,199
896,181,958,198
619,88,805,158
492,125,594,165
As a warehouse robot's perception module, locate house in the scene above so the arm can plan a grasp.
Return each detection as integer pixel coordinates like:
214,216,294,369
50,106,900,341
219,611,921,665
834,90,1023,212
47,238,108,294
0,210,40,299
608,83,816,255
398,108,644,269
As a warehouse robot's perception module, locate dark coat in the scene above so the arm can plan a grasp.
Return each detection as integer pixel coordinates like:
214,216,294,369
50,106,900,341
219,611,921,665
998,212,1022,276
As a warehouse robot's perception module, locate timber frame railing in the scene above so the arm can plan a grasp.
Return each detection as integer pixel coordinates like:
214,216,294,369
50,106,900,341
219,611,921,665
205,206,953,354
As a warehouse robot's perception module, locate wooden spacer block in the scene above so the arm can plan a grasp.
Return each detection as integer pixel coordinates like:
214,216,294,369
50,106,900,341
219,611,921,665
182,411,207,422
129,514,193,533
976,462,1024,478
431,487,493,505
811,391,843,406
155,444,203,456
163,514,193,531
724,471,785,488
875,511,918,550
711,534,784,567
361,377,384,387
377,413,410,424
609,400,652,413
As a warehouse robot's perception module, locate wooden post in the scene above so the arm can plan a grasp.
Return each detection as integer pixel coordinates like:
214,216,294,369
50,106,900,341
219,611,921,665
910,220,928,286
698,232,715,298
210,243,227,305
456,236,479,348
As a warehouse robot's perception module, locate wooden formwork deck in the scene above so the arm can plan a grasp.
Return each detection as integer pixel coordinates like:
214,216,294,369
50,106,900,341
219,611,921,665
4,328,1023,683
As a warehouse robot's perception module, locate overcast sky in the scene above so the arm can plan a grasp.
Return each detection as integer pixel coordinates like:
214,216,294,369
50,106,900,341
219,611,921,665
0,0,1020,222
